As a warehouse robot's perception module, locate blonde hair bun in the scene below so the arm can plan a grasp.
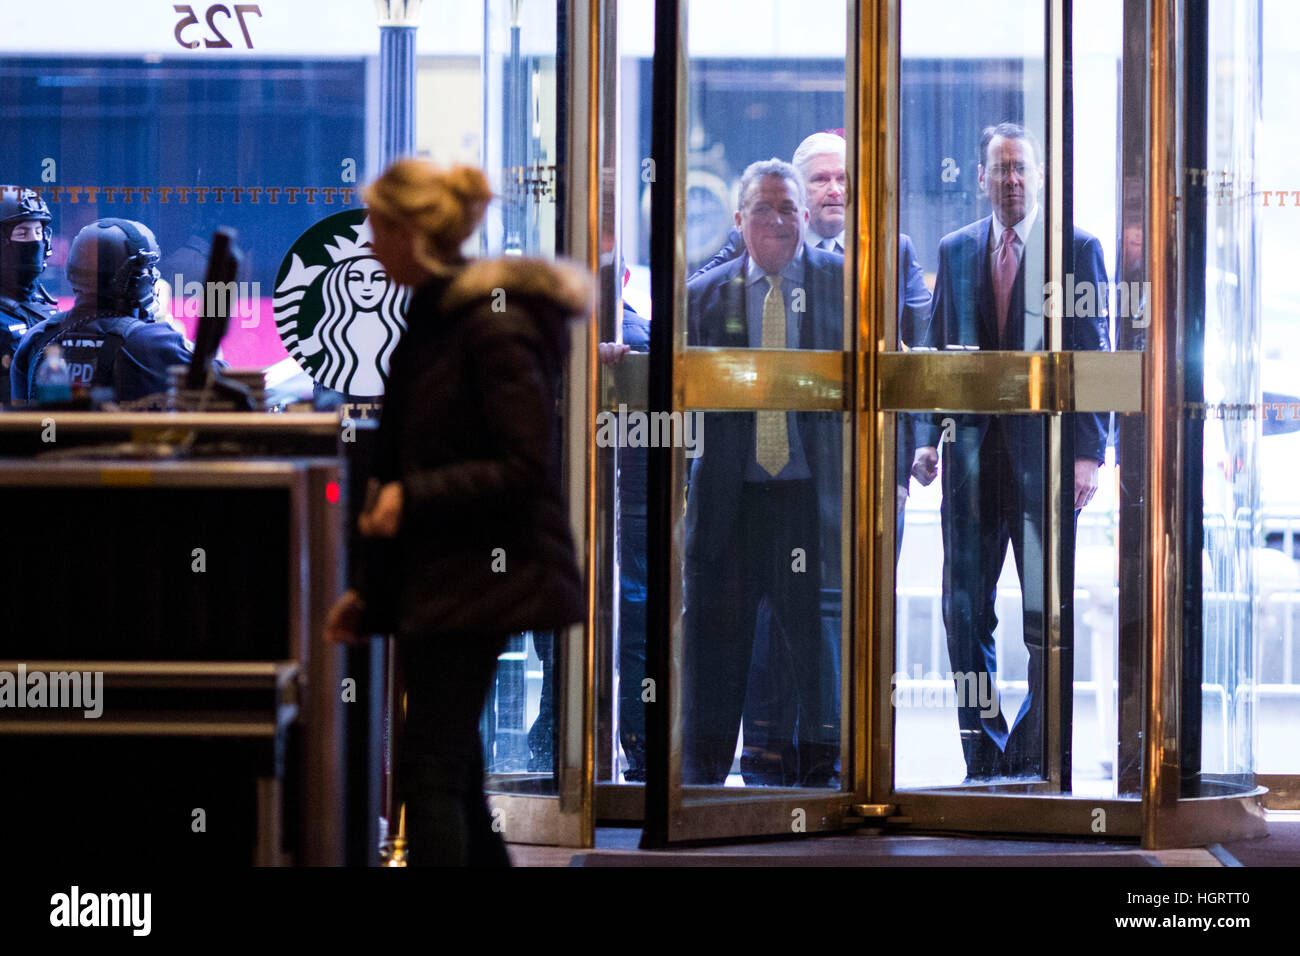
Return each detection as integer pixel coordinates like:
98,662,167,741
365,159,495,264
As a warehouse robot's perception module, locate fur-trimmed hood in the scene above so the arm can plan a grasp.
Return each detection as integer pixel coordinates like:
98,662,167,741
439,256,593,320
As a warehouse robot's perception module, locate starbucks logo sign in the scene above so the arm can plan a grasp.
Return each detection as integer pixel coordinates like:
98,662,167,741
274,210,409,396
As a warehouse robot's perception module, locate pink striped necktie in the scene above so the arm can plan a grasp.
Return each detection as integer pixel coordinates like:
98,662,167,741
993,226,1020,343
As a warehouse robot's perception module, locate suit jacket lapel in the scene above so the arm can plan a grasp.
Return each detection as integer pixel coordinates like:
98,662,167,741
714,255,750,347
972,216,997,348
798,247,815,350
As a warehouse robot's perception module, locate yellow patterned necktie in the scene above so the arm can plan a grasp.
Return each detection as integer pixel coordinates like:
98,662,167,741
756,274,790,476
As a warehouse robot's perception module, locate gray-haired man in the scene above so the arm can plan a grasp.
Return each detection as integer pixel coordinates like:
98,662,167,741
682,159,844,787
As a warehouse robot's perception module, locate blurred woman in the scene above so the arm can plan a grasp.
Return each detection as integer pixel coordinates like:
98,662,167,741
325,159,588,866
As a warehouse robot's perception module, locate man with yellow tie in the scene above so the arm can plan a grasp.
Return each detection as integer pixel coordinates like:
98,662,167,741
682,159,844,787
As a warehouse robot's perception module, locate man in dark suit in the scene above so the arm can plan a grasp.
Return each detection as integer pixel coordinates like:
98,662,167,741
688,131,931,553
684,158,843,786
911,122,1109,780
690,131,847,277
894,233,932,556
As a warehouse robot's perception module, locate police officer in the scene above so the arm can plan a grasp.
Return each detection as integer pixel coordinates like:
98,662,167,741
11,218,192,404
0,187,59,405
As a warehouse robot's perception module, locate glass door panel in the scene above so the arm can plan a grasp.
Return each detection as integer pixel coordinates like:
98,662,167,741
883,0,1145,828
677,0,850,801
644,0,855,845
1257,0,1300,805
479,0,594,847
1185,0,1257,797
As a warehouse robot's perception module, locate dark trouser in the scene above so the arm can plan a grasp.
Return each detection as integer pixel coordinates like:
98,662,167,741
684,479,837,786
396,632,511,867
741,589,842,785
939,424,1075,780
617,511,648,780
527,632,554,773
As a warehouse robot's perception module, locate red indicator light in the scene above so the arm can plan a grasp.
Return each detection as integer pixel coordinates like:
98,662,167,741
326,481,340,503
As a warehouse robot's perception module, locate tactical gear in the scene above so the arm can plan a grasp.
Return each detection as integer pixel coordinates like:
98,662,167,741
65,218,161,316
0,186,54,299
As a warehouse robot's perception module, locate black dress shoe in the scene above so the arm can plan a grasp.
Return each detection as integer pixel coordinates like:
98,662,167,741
961,750,1005,782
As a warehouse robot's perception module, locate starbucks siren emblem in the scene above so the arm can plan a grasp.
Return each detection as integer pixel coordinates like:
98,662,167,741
275,209,409,396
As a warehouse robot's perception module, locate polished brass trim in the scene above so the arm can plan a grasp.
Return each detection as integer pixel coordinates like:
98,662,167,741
1116,0,1150,800
878,351,1144,414
1258,775,1300,810
891,793,1144,837
1047,0,1065,356
0,660,296,680
486,792,585,847
0,412,340,433
490,0,601,849
599,351,649,411
678,349,847,410
667,0,689,827
1044,0,1066,791
578,0,603,851
0,459,330,487
561,0,600,846
669,793,852,843
858,0,896,813
1045,409,1066,787
0,718,288,737
850,803,897,818
1141,788,1269,848
1071,350,1145,411
594,782,646,821
1143,0,1183,849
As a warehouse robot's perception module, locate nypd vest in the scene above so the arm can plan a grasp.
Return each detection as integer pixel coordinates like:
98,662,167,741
26,315,141,397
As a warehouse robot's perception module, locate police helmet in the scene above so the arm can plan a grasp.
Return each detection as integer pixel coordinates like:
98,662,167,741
0,186,53,259
66,218,161,314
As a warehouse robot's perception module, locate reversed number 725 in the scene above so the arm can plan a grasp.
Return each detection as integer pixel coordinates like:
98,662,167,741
174,4,263,50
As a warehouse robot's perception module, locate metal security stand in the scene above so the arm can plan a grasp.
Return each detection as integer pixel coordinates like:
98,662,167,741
378,637,408,866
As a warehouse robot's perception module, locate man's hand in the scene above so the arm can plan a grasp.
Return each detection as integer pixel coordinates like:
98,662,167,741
598,342,632,366
911,446,939,486
1074,458,1100,510
358,481,403,538
324,588,367,646
896,484,908,516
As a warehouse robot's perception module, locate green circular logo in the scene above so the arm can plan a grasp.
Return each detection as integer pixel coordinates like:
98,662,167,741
274,209,409,396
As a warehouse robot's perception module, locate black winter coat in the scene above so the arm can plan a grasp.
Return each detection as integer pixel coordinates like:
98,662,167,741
361,256,590,638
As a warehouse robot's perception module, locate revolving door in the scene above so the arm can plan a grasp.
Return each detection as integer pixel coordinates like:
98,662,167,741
480,0,1275,850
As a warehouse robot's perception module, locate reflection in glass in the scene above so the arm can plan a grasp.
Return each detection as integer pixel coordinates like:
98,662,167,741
483,632,557,785
669,0,847,791
1257,0,1300,778
478,0,562,795
682,160,845,789
1195,0,1260,793
0,49,368,402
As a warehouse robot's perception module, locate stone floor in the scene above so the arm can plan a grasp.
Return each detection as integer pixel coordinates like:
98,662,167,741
509,813,1299,867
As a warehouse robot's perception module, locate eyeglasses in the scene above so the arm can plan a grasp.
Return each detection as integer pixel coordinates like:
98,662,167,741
986,162,1029,180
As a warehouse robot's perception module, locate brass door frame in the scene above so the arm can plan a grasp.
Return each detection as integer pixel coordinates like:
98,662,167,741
864,0,1266,848
484,0,602,849
618,0,1272,847
638,0,864,847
